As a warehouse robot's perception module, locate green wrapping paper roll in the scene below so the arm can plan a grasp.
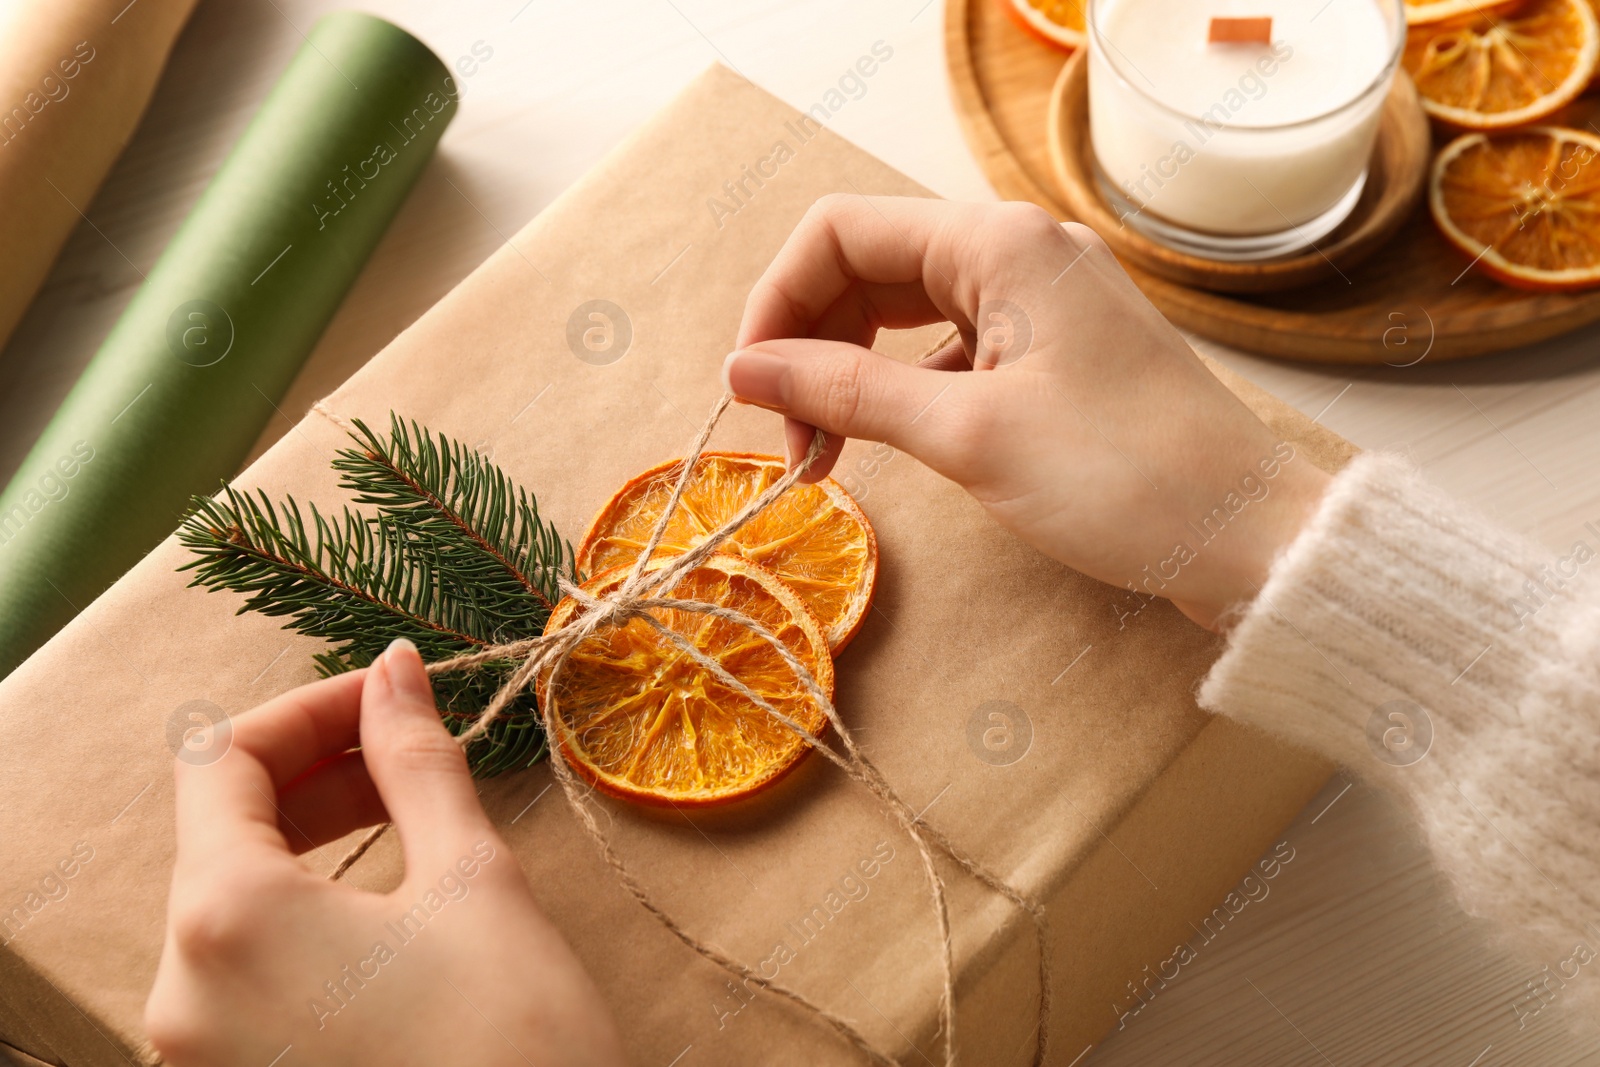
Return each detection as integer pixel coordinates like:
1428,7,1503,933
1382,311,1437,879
0,12,457,676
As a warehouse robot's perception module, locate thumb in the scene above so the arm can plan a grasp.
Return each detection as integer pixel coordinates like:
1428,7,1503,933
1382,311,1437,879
360,638,493,871
722,339,961,481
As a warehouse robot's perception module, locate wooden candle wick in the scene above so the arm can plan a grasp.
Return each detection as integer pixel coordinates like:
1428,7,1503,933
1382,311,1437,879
1208,16,1273,43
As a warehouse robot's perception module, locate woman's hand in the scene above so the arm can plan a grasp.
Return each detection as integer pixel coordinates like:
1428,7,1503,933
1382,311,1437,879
145,640,625,1067
726,196,1331,630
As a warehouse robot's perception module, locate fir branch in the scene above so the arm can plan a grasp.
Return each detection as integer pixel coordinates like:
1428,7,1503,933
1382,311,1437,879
178,416,575,778
180,487,486,649
335,415,574,631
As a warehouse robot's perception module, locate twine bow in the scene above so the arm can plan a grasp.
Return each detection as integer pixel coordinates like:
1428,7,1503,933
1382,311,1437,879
329,394,1052,1067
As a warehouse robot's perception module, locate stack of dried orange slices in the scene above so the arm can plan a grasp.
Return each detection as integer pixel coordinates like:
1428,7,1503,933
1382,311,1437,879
1404,0,1600,289
537,453,877,807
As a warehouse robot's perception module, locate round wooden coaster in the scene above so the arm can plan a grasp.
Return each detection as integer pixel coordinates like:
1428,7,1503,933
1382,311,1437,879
944,0,1600,364
1046,51,1431,295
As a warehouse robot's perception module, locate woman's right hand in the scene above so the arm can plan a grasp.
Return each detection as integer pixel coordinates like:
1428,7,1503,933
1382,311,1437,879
724,196,1330,630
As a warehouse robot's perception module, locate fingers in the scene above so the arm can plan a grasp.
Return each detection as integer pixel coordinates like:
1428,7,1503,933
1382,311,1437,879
783,418,843,484
230,669,368,787
806,280,948,351
917,335,973,373
738,196,1082,354
723,338,962,481
276,749,387,853
359,639,495,872
733,198,1081,482
172,670,369,874
738,195,977,348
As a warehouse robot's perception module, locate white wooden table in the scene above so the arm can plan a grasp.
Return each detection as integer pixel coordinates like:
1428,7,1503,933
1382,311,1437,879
2,1,1596,1063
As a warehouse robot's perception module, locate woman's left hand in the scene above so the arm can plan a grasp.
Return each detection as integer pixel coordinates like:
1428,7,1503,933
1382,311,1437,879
145,639,625,1067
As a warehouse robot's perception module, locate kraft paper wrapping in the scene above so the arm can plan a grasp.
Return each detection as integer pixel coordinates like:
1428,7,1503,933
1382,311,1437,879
0,11,457,677
0,67,1354,1065
0,0,198,355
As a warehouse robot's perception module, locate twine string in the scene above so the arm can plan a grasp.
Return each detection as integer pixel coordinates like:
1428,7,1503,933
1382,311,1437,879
327,393,1050,1067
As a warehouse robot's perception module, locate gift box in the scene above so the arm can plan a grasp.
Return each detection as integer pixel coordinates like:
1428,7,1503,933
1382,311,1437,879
0,65,1354,1066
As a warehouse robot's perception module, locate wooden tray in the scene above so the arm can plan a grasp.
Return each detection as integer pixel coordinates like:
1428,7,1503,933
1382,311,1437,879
945,0,1600,364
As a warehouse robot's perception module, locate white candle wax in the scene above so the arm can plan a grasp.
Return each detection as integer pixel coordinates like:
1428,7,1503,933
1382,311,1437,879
1088,0,1399,237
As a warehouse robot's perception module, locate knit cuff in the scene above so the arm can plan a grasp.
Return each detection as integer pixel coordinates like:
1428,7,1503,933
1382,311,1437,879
1197,452,1574,768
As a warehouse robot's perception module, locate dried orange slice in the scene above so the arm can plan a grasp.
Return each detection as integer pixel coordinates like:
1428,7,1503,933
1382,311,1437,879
1002,0,1086,51
539,555,833,807
576,453,876,653
1591,0,1600,83
1403,0,1599,130
1430,126,1600,290
1404,0,1520,25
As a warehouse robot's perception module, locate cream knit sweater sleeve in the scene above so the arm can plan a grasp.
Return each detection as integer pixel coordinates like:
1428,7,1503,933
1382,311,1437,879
1198,452,1600,1025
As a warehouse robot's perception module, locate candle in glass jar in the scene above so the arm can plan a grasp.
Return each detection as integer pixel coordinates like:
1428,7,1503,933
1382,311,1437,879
1088,0,1401,244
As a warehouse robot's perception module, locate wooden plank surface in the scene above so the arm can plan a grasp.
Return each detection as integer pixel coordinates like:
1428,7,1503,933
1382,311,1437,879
1,1,1597,1063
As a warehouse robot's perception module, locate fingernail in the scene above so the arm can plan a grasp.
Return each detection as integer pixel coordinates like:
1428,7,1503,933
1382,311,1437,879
381,638,434,703
722,350,790,410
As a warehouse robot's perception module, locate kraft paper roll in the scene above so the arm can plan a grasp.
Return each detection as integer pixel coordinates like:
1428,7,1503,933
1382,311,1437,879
0,11,458,676
0,0,199,354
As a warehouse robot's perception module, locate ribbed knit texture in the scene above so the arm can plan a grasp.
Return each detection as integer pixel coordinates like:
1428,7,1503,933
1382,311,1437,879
1201,453,1600,1027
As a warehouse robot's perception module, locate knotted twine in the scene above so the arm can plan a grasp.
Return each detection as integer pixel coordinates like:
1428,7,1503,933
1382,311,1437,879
326,394,1052,1067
